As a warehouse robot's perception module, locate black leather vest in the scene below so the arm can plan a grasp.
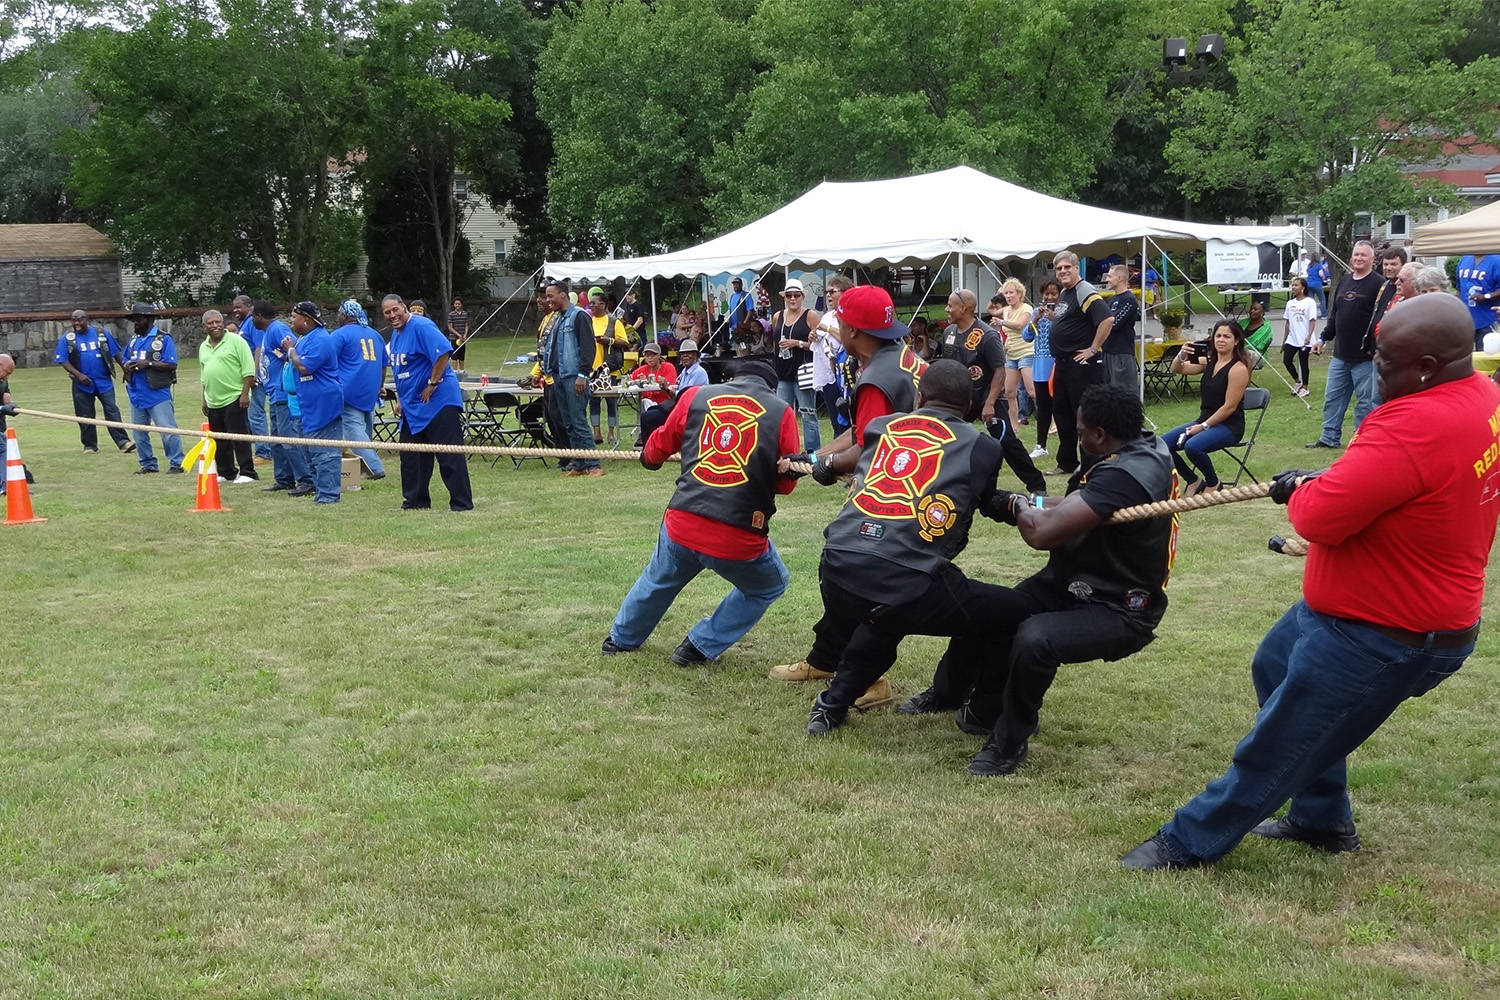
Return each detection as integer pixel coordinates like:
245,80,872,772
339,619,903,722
823,409,991,596
667,378,790,535
855,341,925,415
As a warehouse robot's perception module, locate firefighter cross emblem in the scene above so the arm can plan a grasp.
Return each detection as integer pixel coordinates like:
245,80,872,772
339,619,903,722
851,414,954,521
692,394,765,488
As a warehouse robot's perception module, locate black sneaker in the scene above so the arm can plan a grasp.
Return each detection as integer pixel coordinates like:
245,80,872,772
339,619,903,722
133,468,159,475
600,636,633,655
807,692,848,736
1249,816,1360,854
166,466,186,474
1304,440,1337,449
953,703,992,737
262,483,291,492
120,441,137,454
287,485,315,497
967,739,1028,776
670,637,709,666
897,687,959,715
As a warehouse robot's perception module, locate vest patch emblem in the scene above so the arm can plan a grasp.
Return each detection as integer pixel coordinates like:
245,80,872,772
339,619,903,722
964,327,983,350
916,493,955,542
852,415,955,520
693,393,765,489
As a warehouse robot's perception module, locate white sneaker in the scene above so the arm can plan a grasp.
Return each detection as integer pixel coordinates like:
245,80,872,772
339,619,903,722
216,475,227,483
233,475,256,484
1029,445,1048,459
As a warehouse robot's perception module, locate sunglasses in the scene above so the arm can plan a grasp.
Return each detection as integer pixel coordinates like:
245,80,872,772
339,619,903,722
785,291,803,297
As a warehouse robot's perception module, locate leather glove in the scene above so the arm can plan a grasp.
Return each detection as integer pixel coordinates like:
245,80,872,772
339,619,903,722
639,450,663,472
1269,468,1320,504
0,402,15,417
990,491,1026,526
811,458,841,487
780,452,813,479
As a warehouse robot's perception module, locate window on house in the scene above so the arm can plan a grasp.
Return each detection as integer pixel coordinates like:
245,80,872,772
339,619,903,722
454,179,469,203
493,239,507,263
1354,213,1373,239
1388,213,1408,236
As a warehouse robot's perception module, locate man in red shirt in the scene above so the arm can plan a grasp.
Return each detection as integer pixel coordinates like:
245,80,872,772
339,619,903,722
602,359,801,666
1123,294,1500,870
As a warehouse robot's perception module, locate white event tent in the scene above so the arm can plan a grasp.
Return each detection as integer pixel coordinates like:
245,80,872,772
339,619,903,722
1413,200,1500,256
546,165,1303,281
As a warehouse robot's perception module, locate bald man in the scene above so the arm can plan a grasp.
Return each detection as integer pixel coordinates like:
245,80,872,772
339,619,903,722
1123,294,1500,870
0,353,31,493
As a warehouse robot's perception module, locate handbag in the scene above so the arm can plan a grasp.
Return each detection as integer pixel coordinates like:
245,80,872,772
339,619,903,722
605,319,626,372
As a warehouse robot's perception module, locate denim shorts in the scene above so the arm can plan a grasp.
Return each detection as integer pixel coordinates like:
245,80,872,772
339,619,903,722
1004,355,1034,371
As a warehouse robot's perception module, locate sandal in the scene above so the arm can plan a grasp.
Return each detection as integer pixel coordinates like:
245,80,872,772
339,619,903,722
1182,479,1205,498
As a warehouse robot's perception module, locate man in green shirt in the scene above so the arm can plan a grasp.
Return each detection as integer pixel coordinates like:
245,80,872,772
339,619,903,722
198,309,259,483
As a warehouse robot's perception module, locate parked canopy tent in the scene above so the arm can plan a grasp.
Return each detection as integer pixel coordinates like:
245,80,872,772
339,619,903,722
1413,201,1500,256
546,165,1303,281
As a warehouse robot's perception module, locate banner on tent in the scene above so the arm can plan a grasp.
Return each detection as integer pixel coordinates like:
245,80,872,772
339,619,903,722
1206,239,1283,285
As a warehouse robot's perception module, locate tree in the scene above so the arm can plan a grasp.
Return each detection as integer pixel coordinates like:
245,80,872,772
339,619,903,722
0,39,92,223
361,0,525,311
534,0,759,255
66,0,365,299
1164,0,1500,264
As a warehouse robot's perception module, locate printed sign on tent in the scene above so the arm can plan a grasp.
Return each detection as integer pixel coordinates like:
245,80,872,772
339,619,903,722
1206,239,1282,284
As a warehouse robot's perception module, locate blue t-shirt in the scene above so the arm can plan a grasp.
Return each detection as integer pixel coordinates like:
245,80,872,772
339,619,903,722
334,322,385,411
52,326,121,392
389,313,462,434
1457,254,1500,331
238,315,262,355
293,325,343,433
259,319,295,404
1308,262,1328,290
282,361,300,418
123,326,177,409
1104,292,1140,355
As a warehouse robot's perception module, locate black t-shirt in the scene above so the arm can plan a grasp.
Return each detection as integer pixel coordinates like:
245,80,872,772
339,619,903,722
0,374,8,433
1104,292,1139,355
1050,280,1114,354
622,301,645,338
934,320,1005,417
1325,272,1384,360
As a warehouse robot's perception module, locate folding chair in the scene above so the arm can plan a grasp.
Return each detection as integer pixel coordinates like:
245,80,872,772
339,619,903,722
483,391,552,469
1220,386,1269,487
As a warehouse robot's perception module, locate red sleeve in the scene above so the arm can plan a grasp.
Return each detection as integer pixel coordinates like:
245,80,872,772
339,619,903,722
1288,411,1424,544
644,385,700,464
775,405,799,496
853,383,894,440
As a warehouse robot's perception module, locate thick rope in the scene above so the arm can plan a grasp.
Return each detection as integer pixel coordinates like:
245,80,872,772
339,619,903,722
11,407,644,461
9,405,1279,519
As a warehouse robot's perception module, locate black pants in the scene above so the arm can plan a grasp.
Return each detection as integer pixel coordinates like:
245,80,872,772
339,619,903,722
399,404,473,511
1033,376,1054,450
1049,355,1103,473
204,402,258,480
1282,345,1310,385
71,383,131,450
985,417,1047,493
929,577,1154,753
808,562,1021,711
636,397,675,445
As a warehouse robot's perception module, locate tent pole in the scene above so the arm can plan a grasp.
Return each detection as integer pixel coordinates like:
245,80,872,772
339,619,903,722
1139,237,1147,404
957,250,965,293
649,277,657,349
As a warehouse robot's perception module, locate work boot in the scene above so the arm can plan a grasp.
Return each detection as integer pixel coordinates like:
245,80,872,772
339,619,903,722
897,686,959,715
768,660,833,682
853,677,895,711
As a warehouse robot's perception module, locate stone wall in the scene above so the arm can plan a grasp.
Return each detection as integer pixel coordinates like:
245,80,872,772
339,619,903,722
1,312,207,370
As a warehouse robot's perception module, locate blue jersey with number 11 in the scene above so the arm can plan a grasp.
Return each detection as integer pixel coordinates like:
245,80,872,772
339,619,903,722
335,323,385,411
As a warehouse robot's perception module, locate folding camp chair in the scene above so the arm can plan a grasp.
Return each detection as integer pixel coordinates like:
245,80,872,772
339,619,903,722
1220,386,1269,487
483,391,552,469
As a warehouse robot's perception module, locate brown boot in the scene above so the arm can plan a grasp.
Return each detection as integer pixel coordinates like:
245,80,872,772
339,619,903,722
853,677,896,711
768,660,833,682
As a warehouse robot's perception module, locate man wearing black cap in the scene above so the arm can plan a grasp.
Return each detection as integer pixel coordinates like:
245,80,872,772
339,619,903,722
769,284,926,707
120,302,186,474
602,358,800,666
285,302,345,504
803,360,1023,736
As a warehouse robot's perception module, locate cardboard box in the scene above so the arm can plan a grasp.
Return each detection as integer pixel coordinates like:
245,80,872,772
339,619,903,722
341,457,361,493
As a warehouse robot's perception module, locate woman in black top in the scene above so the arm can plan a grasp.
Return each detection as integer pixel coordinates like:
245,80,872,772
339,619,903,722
1164,319,1253,497
770,280,822,450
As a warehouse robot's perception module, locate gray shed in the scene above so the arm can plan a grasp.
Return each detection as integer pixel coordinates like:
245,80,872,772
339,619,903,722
0,224,125,314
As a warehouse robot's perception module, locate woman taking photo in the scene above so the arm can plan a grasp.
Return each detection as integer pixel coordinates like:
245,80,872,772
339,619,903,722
993,278,1036,431
1164,319,1253,497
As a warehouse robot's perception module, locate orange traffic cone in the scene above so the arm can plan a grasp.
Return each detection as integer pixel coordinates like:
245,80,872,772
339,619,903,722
189,423,230,513
3,427,47,525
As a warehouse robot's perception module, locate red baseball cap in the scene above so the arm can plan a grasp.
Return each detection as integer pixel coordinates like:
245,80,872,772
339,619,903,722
836,285,909,340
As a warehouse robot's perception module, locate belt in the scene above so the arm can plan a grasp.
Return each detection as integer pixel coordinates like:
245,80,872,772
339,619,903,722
1339,617,1480,649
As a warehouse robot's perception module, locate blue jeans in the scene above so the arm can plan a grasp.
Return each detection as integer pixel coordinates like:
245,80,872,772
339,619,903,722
1164,421,1239,486
1317,357,1377,446
589,394,620,430
302,417,344,503
547,381,600,471
71,382,131,450
1160,601,1473,864
247,383,271,459
609,524,790,658
776,379,821,451
129,400,184,471
342,403,384,476
269,401,312,488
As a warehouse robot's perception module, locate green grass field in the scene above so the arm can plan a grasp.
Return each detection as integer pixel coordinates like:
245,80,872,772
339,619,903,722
4,336,1498,999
